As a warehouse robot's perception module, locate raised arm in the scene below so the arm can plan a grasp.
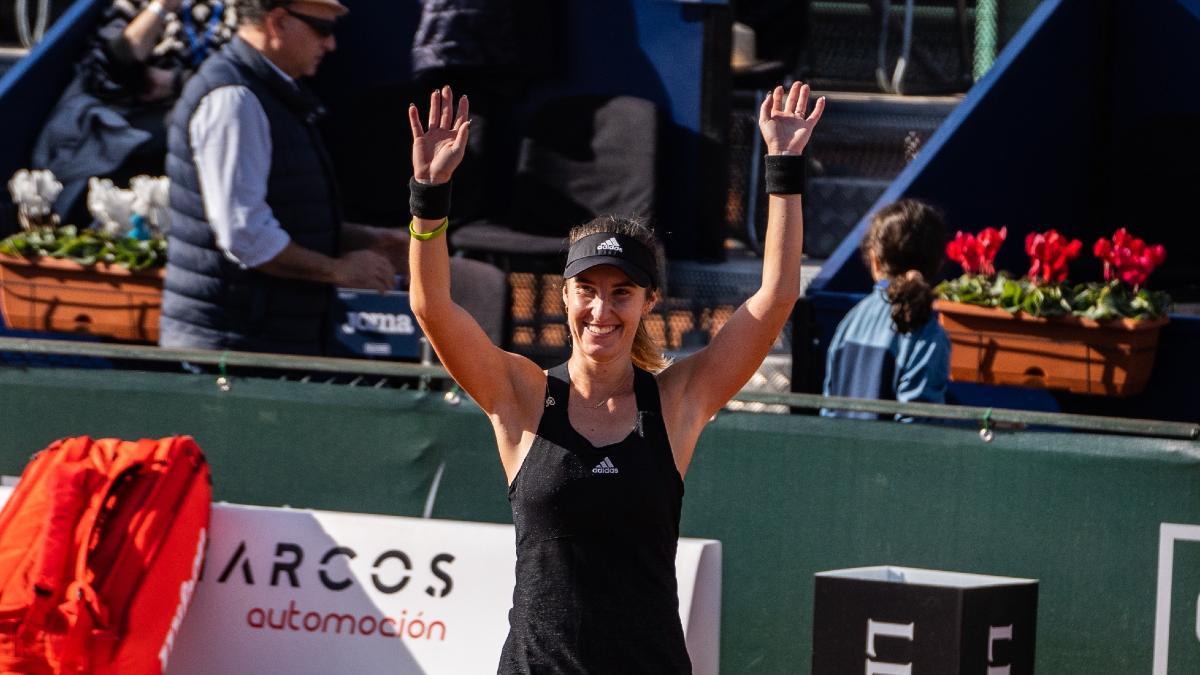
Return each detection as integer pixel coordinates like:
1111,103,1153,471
120,0,180,63
660,82,824,447
408,86,542,416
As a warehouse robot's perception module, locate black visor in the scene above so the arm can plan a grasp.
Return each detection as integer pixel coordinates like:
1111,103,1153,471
563,233,656,288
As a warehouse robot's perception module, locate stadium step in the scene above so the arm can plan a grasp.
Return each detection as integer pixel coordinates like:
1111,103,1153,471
727,90,961,259
803,0,979,95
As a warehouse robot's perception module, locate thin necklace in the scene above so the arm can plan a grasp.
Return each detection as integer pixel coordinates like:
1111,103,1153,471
572,367,633,409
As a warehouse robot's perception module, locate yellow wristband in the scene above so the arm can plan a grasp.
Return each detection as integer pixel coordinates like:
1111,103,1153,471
409,217,449,241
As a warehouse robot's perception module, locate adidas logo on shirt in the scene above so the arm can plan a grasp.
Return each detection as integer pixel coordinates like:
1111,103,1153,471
596,237,623,254
592,457,619,474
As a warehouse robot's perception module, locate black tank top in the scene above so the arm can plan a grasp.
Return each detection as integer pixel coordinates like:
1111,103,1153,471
498,363,691,674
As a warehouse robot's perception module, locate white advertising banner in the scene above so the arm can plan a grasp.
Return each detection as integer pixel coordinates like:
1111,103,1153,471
159,503,722,675
0,487,720,673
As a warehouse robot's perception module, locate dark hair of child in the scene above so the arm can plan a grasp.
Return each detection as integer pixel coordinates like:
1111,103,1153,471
859,199,946,333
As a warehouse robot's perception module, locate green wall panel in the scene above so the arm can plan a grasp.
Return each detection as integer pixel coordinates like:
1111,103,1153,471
0,367,1196,673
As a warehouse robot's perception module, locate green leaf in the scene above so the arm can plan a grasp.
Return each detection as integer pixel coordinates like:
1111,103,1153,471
0,236,29,257
0,226,168,270
935,272,1172,321
1020,286,1044,315
998,278,1023,311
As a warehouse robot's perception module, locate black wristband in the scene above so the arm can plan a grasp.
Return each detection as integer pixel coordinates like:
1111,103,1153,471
408,177,452,220
764,154,806,194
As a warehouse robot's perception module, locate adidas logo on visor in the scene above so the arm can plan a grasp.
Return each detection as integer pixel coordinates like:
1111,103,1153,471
592,457,619,474
596,237,623,254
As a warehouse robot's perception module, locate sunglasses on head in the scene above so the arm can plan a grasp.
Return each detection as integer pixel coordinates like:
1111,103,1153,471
282,6,337,38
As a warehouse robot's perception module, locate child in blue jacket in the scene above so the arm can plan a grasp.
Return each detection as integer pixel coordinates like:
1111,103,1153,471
823,199,949,419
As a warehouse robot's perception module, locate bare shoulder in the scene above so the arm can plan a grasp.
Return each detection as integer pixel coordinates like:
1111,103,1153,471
511,355,549,414
653,363,701,437
654,356,698,417
489,356,549,482
652,364,705,478
491,353,550,437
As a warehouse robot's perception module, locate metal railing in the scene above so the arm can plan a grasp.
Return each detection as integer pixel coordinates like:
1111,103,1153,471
1,336,1196,440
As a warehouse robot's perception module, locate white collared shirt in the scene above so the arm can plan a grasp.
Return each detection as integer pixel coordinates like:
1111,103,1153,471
188,59,301,268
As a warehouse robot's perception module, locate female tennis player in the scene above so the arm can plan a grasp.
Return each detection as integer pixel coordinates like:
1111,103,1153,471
407,81,823,673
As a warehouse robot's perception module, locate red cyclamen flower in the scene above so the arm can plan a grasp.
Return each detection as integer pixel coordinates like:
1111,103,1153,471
1025,230,1082,283
1093,228,1166,289
945,226,1006,276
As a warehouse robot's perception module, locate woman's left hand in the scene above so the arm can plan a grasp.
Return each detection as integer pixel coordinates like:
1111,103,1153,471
409,85,470,185
759,81,825,156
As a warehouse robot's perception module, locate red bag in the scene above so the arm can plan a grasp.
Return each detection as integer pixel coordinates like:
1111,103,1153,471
0,436,211,674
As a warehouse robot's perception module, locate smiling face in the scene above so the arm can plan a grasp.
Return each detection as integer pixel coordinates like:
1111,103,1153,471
563,265,658,364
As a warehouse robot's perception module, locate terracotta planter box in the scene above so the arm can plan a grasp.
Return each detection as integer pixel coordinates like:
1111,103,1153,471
0,255,164,342
933,299,1168,397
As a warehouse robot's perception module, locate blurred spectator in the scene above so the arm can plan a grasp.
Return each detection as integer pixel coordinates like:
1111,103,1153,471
158,0,506,354
33,0,236,225
732,0,810,79
410,0,553,225
160,0,394,355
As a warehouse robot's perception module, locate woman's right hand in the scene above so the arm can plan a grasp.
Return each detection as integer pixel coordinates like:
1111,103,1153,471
408,85,470,185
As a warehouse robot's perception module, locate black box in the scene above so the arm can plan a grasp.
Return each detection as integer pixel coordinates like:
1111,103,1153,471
813,566,1038,674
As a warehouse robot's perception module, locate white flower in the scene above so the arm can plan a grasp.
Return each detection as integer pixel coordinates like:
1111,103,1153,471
130,175,171,233
87,177,137,236
8,169,62,228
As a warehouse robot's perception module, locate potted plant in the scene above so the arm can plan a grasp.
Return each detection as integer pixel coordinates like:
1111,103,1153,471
934,226,1170,396
0,172,169,342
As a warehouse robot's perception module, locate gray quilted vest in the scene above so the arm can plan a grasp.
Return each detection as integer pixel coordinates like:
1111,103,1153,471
162,36,340,355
